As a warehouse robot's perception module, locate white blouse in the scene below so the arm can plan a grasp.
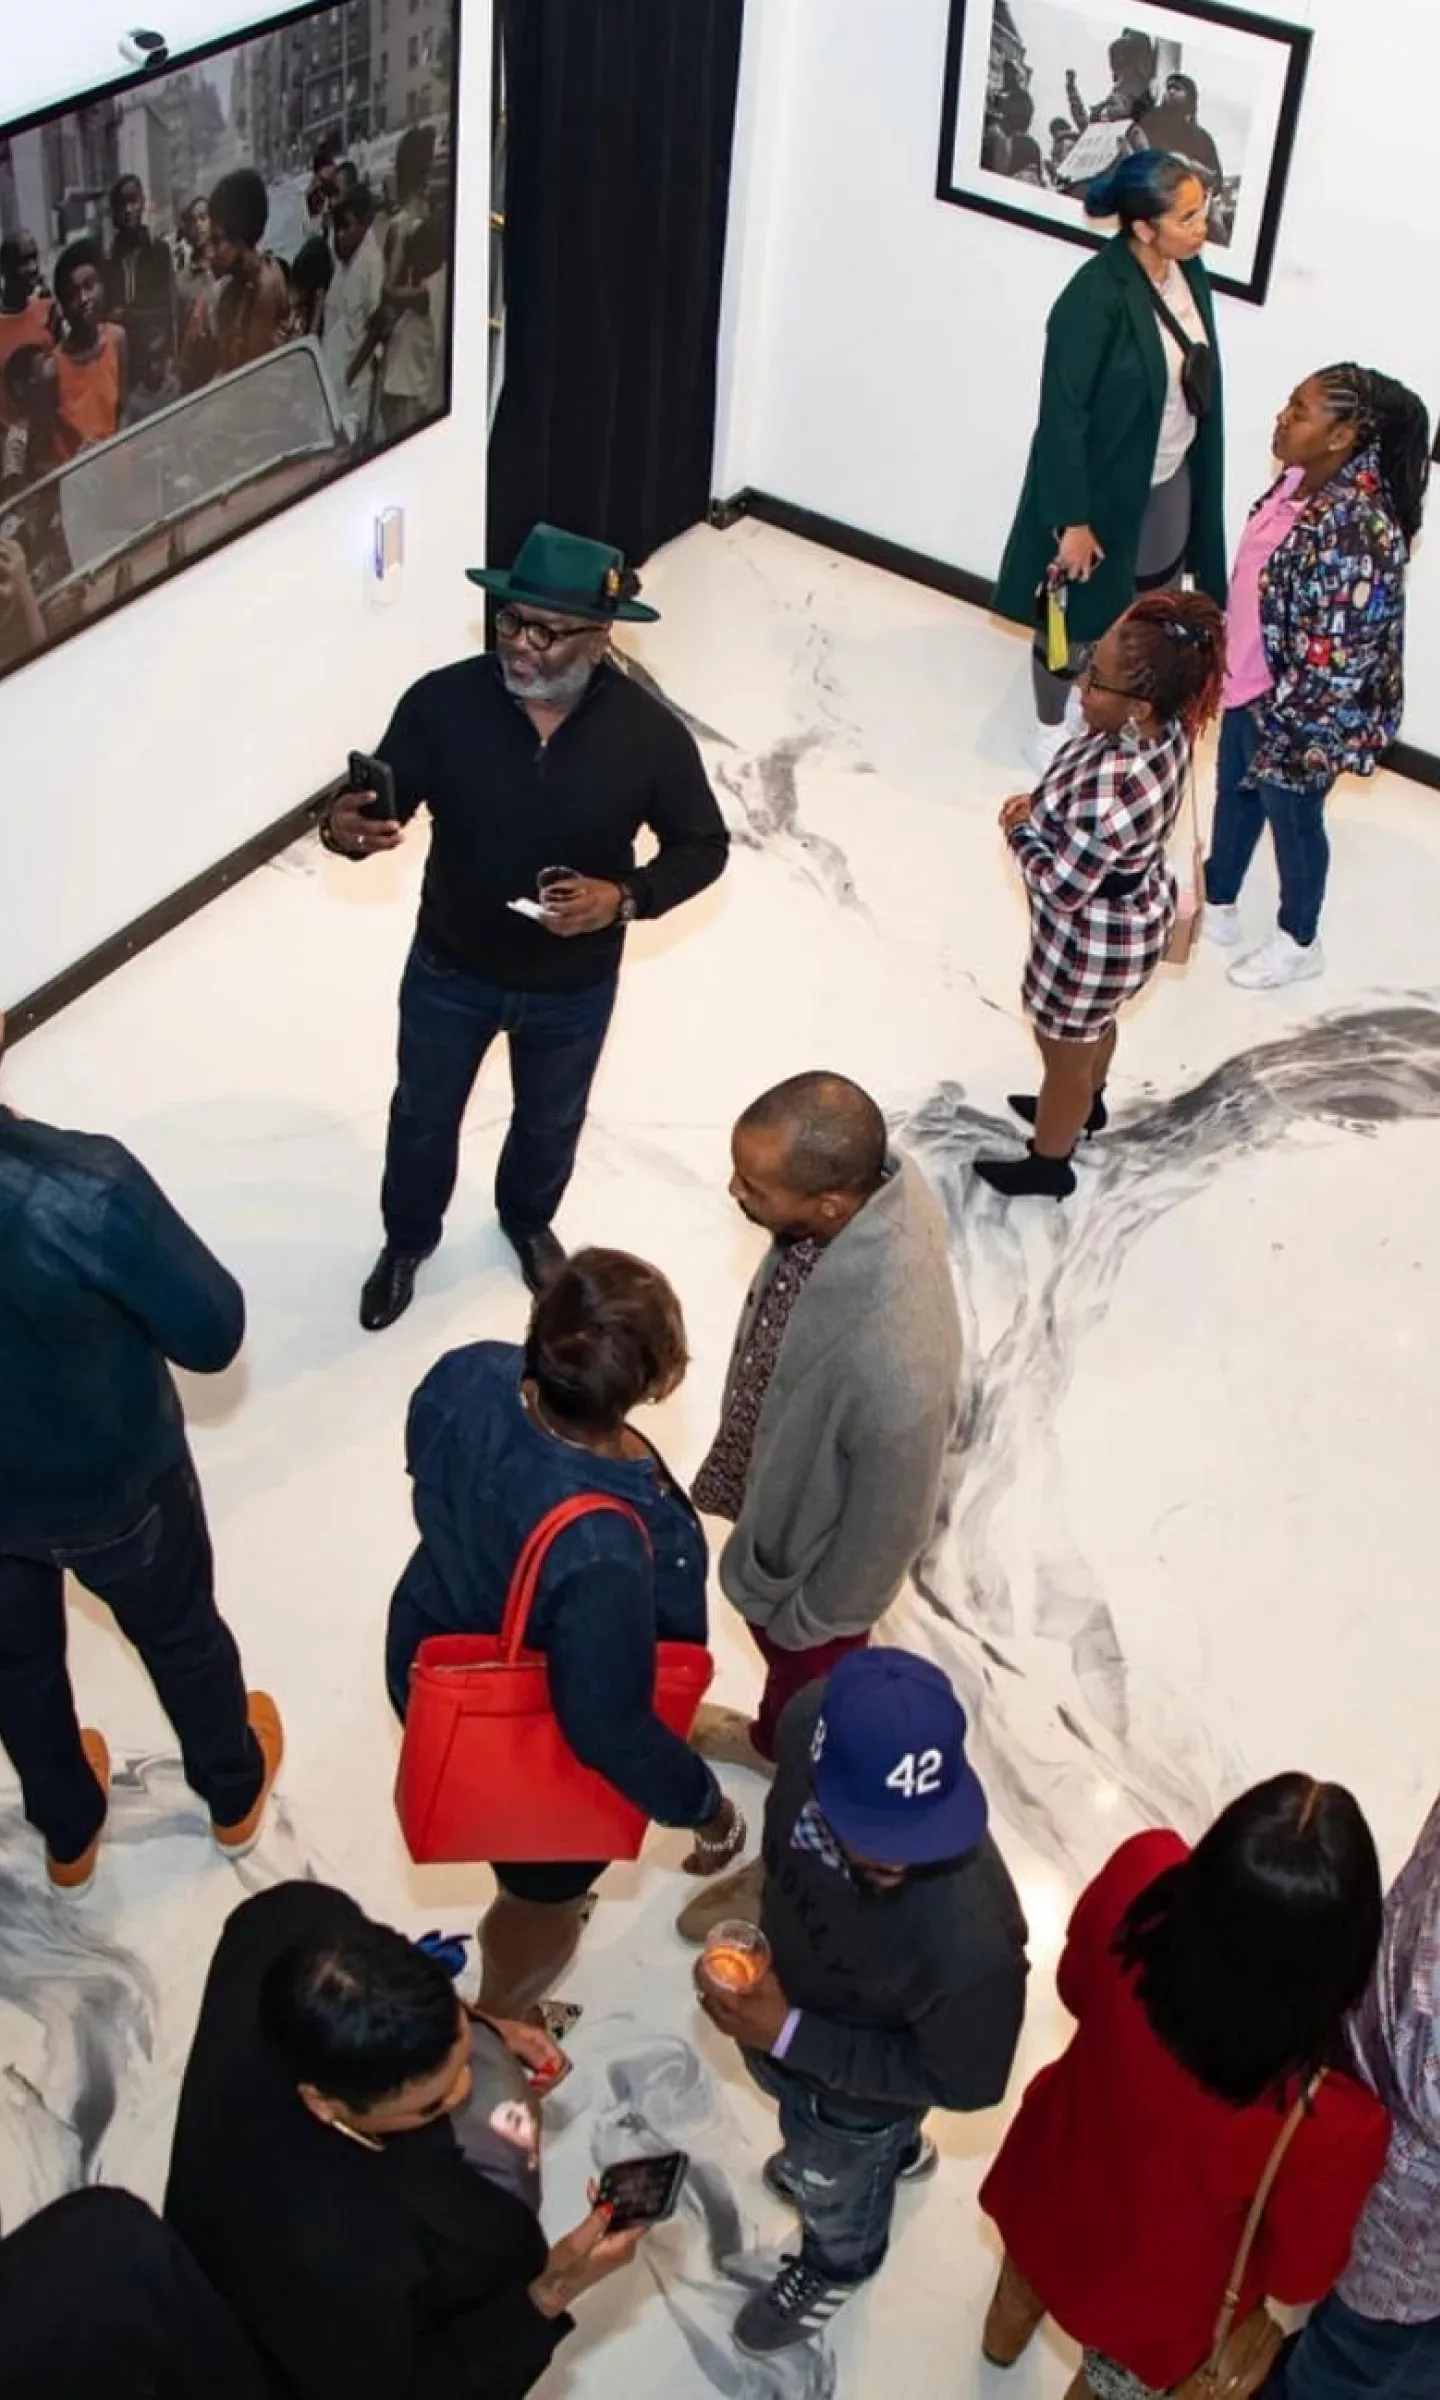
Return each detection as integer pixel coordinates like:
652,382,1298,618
1149,263,1206,488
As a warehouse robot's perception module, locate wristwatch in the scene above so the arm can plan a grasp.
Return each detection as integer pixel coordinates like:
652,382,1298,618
614,882,639,925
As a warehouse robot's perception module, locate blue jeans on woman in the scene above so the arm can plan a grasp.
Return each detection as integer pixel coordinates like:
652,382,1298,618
1206,706,1335,947
380,938,618,1257
743,2049,924,2285
1265,2292,1440,2400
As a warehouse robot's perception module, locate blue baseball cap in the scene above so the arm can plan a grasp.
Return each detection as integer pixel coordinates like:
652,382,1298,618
809,1649,988,1868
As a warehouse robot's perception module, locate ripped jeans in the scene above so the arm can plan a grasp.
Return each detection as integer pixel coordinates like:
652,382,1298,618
743,2048,925,2284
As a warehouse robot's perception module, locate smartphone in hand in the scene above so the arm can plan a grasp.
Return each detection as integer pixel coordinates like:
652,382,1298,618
346,749,397,821
594,2151,690,2233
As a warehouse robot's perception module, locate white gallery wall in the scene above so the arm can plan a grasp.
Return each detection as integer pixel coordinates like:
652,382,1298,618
714,0,1440,757
0,0,492,1007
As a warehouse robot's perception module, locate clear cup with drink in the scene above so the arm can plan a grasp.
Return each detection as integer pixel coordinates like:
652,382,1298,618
699,1919,771,1995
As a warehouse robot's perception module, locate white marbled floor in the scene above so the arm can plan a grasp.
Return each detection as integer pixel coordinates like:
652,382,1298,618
5,517,1440,2398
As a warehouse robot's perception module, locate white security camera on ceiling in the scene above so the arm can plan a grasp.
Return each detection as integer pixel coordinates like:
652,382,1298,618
118,28,171,71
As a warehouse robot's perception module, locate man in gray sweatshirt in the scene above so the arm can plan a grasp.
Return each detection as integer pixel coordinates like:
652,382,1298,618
695,1648,1028,2357
682,1071,961,1932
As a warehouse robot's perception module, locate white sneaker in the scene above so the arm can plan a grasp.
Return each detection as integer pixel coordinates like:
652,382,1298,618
1227,930,1324,990
1202,902,1242,947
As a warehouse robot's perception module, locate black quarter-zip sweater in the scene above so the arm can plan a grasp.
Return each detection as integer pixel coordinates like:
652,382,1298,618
373,654,729,991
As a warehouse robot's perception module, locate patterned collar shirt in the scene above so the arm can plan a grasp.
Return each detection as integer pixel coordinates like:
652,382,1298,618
1338,1794,1440,2323
690,1236,821,1521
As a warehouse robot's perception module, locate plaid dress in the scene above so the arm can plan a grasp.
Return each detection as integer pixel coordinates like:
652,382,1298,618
1008,718,1191,1041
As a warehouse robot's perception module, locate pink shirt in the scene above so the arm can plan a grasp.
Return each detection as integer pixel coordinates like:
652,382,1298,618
1223,467,1305,709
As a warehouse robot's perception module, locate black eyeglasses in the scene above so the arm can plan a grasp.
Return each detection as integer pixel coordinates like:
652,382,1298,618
494,605,596,653
1081,663,1143,701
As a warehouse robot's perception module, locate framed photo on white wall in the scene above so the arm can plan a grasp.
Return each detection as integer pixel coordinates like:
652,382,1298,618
936,0,1311,303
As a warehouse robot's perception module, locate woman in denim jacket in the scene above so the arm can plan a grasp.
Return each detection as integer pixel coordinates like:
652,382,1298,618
387,1247,743,2020
1205,365,1430,989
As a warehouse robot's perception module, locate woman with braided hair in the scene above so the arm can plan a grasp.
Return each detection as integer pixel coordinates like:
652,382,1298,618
1206,364,1430,989
977,588,1226,1201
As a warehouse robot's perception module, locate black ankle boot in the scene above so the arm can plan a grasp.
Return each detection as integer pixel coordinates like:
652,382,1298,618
1007,1089,1108,1137
974,1144,1077,1201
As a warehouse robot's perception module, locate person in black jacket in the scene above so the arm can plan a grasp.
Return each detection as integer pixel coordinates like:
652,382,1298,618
0,2186,271,2400
0,1022,280,1891
695,1648,1029,2358
166,1881,647,2400
322,521,729,1330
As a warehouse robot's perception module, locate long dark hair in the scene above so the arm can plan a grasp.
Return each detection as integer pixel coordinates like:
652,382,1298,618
1316,364,1431,545
1114,1774,1383,2107
1115,589,1227,738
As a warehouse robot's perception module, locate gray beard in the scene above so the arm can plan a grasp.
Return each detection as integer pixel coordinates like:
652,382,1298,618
499,652,595,710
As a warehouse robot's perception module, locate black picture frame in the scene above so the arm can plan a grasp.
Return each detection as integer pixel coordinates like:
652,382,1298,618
0,0,462,689
936,0,1311,304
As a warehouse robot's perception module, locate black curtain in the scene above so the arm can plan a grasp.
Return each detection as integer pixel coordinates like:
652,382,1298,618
487,0,746,571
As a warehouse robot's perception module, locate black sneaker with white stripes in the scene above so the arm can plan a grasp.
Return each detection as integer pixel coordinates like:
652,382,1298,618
733,2255,860,2356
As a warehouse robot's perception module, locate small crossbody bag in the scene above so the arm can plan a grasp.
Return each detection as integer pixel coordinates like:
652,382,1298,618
1172,2075,1324,2399
1144,278,1216,421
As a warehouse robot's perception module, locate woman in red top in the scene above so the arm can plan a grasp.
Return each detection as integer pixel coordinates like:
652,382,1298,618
979,1777,1390,2398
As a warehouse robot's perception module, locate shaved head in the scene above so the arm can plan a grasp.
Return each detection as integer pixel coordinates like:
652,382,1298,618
738,1072,887,1197
729,1073,888,1243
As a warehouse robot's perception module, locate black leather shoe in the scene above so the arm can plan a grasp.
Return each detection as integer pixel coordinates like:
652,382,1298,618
500,1222,567,1297
359,1246,427,1331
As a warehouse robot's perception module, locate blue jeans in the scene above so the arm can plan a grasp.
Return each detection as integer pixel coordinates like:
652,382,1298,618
744,2048,924,2285
381,938,618,1255
1206,706,1335,947
0,1456,262,1862
1266,2291,1440,2400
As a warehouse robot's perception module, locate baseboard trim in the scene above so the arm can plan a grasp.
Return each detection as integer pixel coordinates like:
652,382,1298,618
6,788,334,1047
711,488,995,613
710,489,1440,791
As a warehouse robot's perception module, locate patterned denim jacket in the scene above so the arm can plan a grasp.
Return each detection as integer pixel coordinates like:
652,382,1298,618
1253,444,1409,790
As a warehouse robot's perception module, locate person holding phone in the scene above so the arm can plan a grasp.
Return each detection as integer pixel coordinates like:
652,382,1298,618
993,149,1226,775
322,522,729,1331
166,1880,649,2400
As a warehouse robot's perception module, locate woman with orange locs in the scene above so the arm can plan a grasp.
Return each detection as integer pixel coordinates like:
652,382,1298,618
975,587,1225,1201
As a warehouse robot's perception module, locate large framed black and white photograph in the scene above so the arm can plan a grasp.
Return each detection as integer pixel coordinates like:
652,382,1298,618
0,0,459,685
936,0,1311,303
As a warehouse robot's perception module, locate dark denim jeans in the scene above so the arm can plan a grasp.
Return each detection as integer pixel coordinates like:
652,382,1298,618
0,1455,262,1862
381,939,619,1256
744,2048,925,2284
1206,705,1335,947
1266,2292,1440,2400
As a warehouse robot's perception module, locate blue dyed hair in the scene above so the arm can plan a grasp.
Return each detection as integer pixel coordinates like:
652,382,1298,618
1083,150,1197,229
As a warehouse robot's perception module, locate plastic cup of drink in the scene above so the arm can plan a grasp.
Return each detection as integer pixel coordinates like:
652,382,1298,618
700,1920,771,1994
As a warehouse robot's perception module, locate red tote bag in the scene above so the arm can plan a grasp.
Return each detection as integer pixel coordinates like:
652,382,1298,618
395,1492,714,1865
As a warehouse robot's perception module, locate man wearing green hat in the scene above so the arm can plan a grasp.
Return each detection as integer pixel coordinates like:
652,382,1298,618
323,524,729,1328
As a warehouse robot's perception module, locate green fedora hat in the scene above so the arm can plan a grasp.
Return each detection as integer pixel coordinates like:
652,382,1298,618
466,522,659,623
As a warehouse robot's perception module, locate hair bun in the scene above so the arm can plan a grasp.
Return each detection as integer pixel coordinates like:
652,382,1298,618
1082,167,1119,220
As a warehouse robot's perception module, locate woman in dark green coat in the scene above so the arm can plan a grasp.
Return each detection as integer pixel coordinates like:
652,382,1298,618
995,151,1227,767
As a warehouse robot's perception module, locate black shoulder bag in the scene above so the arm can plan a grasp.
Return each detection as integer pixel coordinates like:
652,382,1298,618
1143,277,1215,422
